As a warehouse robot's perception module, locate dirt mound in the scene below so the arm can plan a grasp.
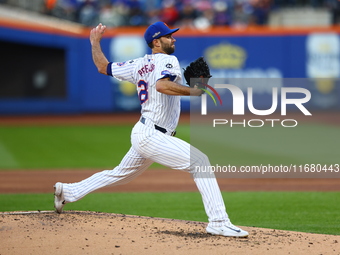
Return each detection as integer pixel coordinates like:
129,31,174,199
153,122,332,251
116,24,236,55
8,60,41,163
1,211,339,255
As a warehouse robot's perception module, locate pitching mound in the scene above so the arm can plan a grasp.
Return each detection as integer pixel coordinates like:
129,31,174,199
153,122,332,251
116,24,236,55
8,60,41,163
1,211,338,255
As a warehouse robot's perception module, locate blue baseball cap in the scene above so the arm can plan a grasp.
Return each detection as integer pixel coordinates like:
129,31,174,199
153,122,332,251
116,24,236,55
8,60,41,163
144,21,179,44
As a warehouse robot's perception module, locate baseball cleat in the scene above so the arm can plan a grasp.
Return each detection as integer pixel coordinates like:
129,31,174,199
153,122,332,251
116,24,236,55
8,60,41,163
206,222,249,237
54,182,65,214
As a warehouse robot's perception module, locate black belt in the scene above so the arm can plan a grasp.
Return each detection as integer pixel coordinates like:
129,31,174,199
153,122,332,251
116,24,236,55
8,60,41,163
140,117,176,136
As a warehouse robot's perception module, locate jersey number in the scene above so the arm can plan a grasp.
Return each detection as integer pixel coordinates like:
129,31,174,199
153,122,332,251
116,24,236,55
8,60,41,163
138,80,148,104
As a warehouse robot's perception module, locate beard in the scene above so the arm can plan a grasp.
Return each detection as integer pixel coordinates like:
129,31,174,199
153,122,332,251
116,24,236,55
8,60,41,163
161,42,175,55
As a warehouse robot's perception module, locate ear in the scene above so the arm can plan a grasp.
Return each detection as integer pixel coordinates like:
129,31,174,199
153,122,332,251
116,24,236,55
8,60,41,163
153,38,161,48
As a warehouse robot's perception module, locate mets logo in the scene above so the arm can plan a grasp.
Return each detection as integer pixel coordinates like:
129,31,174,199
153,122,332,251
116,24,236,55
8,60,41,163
116,62,126,66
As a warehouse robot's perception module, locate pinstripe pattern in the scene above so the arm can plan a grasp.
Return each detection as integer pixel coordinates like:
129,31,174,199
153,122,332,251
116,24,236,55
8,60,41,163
111,54,181,131
60,52,231,228
63,146,153,202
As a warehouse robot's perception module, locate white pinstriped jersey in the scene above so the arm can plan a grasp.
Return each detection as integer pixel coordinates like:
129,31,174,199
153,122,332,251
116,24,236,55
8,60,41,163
108,53,183,131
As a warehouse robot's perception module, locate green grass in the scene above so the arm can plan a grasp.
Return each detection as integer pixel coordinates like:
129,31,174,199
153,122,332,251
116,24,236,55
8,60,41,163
191,123,340,166
0,191,339,235
0,125,189,169
1,123,338,170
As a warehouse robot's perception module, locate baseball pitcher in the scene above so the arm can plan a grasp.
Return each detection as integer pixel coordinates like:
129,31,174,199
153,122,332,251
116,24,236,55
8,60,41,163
54,21,248,237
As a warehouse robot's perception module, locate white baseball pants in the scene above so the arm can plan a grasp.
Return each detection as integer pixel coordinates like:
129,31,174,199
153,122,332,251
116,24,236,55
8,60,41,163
62,119,229,227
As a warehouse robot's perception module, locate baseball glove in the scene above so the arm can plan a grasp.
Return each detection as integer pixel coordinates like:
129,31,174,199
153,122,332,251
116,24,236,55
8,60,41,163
183,57,212,88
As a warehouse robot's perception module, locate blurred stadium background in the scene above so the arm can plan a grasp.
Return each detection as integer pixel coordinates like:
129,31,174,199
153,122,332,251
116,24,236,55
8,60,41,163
0,0,339,115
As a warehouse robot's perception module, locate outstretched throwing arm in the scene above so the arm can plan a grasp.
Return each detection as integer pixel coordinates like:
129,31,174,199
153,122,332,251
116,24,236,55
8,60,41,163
90,23,109,75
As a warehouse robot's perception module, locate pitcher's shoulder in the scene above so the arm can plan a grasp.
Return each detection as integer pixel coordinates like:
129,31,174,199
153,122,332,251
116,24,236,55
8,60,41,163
154,54,178,61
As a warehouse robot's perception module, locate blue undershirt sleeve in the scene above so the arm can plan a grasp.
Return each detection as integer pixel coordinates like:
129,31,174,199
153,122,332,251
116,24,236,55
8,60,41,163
106,62,113,76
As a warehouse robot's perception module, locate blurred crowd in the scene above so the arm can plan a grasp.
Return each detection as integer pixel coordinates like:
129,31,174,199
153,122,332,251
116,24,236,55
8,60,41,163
2,0,340,28
37,0,275,28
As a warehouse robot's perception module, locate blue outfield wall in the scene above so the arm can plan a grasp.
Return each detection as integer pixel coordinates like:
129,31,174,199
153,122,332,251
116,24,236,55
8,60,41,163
0,25,339,115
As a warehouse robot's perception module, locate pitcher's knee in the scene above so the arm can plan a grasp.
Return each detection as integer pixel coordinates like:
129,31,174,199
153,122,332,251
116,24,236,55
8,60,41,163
190,150,210,171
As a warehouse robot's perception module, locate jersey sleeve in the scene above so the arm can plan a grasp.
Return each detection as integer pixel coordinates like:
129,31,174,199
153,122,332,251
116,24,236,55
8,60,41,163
107,59,136,83
156,56,183,84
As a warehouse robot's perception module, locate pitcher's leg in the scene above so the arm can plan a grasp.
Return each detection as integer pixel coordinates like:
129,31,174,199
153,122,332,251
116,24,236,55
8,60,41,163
190,146,229,226
191,171,229,225
191,146,248,236
138,132,229,225
62,147,153,203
